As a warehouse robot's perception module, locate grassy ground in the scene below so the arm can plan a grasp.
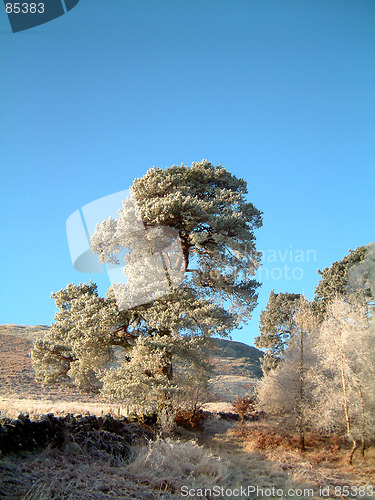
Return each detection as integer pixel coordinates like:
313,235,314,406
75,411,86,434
0,426,228,499
195,419,375,500
1,417,374,499
1,327,373,499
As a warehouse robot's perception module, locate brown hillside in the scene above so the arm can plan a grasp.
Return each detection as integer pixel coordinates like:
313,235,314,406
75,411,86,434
0,325,262,413
0,326,99,406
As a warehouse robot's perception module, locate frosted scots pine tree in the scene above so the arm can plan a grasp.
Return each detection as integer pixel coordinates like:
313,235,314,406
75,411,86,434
33,161,262,419
254,291,302,374
92,161,263,417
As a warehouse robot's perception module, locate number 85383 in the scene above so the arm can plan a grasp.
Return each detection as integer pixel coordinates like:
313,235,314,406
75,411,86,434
6,3,45,14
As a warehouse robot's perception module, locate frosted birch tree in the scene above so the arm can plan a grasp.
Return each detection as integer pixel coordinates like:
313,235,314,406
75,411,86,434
311,297,375,463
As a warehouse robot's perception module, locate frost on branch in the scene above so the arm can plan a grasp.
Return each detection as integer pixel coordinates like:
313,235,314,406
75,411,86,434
90,194,185,310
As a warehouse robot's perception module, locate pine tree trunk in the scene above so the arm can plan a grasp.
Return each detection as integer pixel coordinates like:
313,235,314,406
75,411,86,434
157,348,174,420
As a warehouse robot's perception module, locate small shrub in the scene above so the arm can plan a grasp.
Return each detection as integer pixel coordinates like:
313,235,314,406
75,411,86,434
175,409,207,431
233,422,294,450
232,396,255,425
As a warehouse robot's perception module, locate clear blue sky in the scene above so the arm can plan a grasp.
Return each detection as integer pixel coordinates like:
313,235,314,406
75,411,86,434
1,0,374,346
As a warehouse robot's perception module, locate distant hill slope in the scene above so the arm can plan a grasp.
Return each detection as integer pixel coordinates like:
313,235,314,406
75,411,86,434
0,325,263,408
0,325,101,408
0,325,263,378
209,338,263,379
0,324,50,340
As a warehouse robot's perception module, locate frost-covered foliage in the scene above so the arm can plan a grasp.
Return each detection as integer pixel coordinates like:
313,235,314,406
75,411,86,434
313,244,374,322
256,297,319,450
257,293,375,461
100,334,211,418
91,160,262,323
92,161,262,409
33,161,262,416
348,242,375,310
311,297,375,460
32,284,216,415
32,283,133,392
256,244,375,376
90,196,185,310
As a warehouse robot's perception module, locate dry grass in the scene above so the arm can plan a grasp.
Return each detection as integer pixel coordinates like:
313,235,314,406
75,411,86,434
0,397,128,420
224,421,375,499
126,438,228,492
0,436,227,499
0,448,174,499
